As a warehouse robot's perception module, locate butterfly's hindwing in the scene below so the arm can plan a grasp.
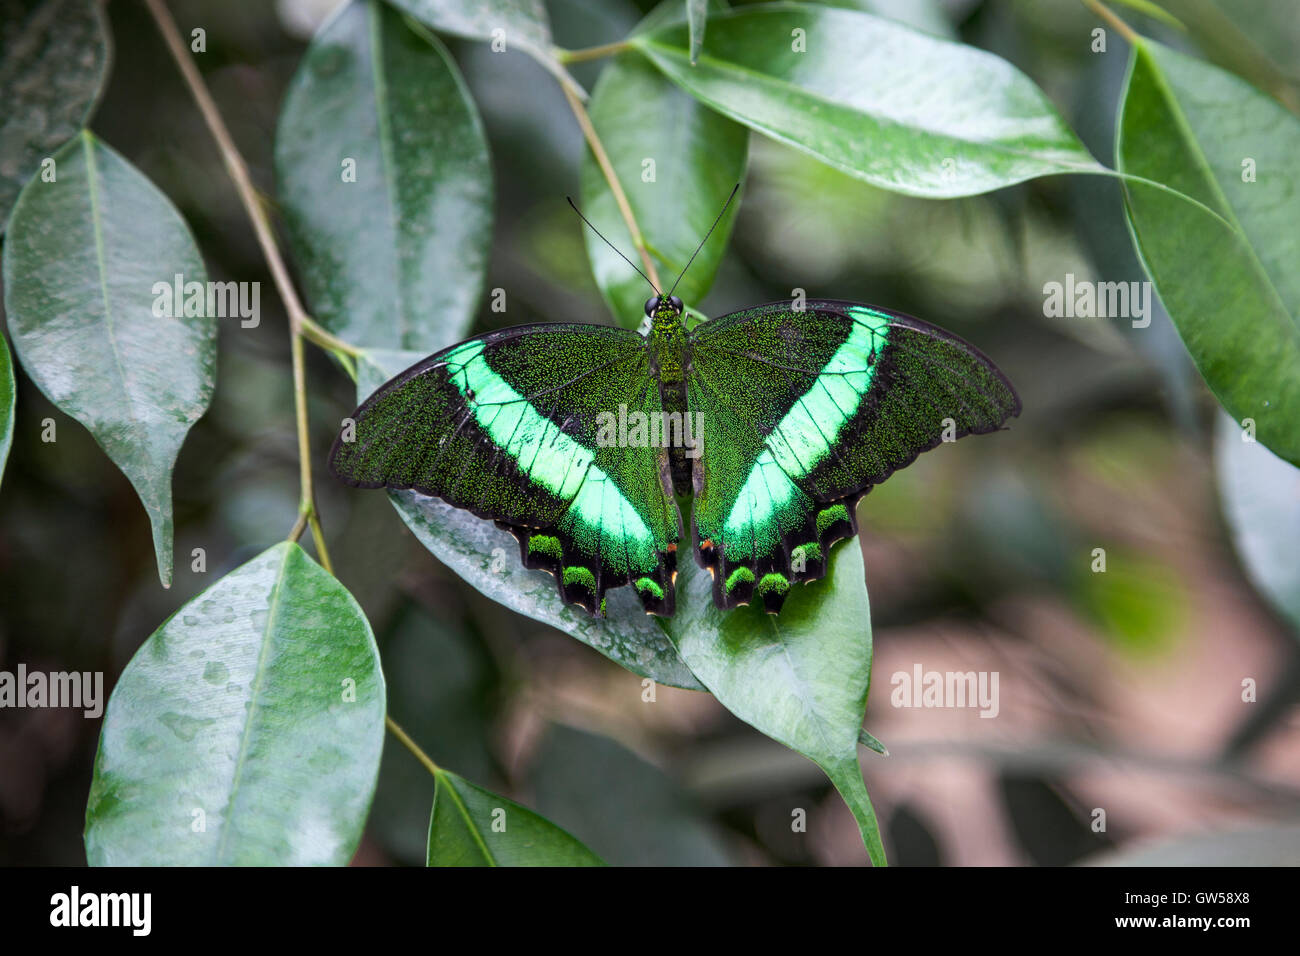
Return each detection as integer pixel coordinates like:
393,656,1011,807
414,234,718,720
329,324,681,616
688,301,1020,612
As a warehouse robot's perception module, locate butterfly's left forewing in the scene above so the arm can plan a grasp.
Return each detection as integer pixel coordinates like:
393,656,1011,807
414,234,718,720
688,301,1020,612
330,323,681,616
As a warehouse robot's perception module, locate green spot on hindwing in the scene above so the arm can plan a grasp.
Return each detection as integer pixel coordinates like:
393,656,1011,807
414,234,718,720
794,542,822,565
755,573,790,597
725,566,755,593
816,504,850,539
527,534,563,561
562,565,596,591
634,576,665,600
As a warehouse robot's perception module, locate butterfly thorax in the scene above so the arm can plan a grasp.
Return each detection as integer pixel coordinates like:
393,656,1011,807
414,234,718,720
647,302,694,495
648,303,689,384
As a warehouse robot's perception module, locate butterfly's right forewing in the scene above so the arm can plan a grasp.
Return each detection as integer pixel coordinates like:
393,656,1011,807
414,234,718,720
688,301,1020,612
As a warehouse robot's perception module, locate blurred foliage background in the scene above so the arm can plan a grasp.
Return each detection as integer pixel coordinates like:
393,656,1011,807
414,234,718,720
2,0,1300,865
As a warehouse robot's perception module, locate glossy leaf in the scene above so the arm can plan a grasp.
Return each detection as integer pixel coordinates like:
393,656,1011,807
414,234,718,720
629,4,1103,198
276,0,492,351
1119,41,1300,465
1154,0,1298,112
357,350,704,690
580,4,747,327
388,0,589,100
386,0,551,55
85,543,386,865
836,0,955,38
0,334,12,488
1215,411,1300,633
661,538,887,865
427,769,604,866
0,0,110,230
858,728,888,756
2,131,216,586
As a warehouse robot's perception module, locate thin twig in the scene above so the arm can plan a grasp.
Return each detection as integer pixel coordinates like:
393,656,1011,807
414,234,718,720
144,0,310,333
1081,0,1141,45
386,715,442,777
144,0,332,555
554,40,630,64
561,82,662,291
301,314,363,358
307,509,334,575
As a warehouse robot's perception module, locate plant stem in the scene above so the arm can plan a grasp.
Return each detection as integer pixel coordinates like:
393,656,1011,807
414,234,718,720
386,714,442,777
561,82,663,291
301,314,363,358
307,510,333,575
144,0,335,563
1081,0,1141,44
554,40,630,64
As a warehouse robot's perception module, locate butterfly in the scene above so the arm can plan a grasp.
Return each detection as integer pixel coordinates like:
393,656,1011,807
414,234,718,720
329,193,1020,618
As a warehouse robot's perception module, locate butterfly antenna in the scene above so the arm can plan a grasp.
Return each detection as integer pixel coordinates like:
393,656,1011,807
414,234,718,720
566,196,660,295
668,183,739,299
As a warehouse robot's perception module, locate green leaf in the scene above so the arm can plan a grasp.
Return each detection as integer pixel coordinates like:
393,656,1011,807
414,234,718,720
1154,0,1298,112
389,0,589,101
357,350,704,690
2,131,216,586
427,769,604,866
858,728,889,756
276,0,492,351
386,0,552,55
0,334,13,488
1215,411,1300,633
0,0,111,231
580,5,747,327
629,3,1102,199
1118,41,1300,465
686,0,707,64
661,539,887,865
823,0,956,39
85,543,386,865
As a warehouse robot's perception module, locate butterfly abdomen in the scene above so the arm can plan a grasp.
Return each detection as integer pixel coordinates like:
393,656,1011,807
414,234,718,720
658,375,694,497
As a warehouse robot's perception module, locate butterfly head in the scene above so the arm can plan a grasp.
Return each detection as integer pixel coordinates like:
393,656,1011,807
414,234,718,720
644,294,684,319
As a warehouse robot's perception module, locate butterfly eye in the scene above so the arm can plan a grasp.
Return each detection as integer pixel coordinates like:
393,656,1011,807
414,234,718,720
669,295,683,312
644,296,661,317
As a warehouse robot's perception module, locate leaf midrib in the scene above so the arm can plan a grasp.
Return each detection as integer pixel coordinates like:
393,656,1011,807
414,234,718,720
438,773,499,866
212,546,291,863
82,134,157,479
